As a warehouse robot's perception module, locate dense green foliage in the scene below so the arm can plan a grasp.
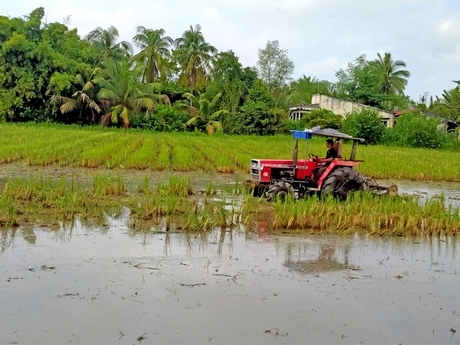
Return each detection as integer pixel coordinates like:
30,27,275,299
341,109,386,144
382,111,450,149
0,8,98,122
429,81,460,122
130,104,188,132
285,109,343,132
0,7,457,148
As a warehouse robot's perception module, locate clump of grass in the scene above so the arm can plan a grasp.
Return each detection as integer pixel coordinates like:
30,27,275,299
0,176,110,226
93,176,126,196
137,176,150,194
157,175,193,197
1,173,459,237
262,192,460,236
204,182,217,195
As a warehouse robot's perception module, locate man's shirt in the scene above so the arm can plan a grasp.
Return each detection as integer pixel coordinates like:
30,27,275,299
326,147,338,159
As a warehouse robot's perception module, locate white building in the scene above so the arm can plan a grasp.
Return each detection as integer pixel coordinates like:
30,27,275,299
289,94,395,127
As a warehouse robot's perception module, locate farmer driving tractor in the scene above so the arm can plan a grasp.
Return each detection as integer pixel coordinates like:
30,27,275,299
323,139,338,161
313,139,339,180
247,127,398,201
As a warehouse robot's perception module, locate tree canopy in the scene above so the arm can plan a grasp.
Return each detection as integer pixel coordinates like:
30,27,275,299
256,40,294,91
0,7,456,140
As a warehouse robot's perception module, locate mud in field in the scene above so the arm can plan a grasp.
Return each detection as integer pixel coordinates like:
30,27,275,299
378,178,460,207
1,221,460,345
0,164,239,192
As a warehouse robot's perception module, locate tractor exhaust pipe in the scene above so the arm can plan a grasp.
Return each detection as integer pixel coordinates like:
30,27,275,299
292,139,298,176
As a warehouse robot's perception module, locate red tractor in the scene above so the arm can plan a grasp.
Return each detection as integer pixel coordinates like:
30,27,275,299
249,128,397,201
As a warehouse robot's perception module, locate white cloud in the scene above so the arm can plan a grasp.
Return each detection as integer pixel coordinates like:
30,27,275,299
3,0,460,100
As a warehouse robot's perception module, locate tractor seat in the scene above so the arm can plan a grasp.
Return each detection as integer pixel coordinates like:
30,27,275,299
334,140,343,158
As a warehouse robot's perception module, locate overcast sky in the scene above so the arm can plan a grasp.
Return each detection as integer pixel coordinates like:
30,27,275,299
3,0,460,101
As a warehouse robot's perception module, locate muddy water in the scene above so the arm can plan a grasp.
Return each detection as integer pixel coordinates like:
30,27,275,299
0,164,240,192
379,179,460,208
1,221,460,345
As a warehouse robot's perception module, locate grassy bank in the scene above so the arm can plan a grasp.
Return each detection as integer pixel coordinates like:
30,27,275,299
1,123,459,181
0,175,459,236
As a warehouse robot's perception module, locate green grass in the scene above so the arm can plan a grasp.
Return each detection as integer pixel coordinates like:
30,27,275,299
0,174,458,236
0,175,237,231
0,123,459,181
245,193,460,236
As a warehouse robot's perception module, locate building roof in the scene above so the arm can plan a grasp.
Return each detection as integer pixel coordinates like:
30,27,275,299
289,103,320,111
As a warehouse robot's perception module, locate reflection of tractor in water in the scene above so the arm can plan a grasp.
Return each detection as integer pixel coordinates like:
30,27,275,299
248,128,397,201
283,242,350,274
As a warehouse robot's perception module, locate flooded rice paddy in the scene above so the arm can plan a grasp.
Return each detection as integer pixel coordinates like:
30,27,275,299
1,220,460,345
1,166,460,344
1,164,459,206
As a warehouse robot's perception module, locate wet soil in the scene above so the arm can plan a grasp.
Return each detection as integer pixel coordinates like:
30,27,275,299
1,222,460,345
0,164,239,192
378,179,460,207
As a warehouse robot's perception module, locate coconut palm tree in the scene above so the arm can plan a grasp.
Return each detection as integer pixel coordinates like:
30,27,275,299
132,26,173,83
174,24,217,93
289,76,332,105
50,72,102,124
85,26,133,61
432,85,460,122
182,91,226,134
373,52,410,96
93,58,166,128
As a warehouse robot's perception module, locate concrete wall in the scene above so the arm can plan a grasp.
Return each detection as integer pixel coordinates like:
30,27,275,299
311,94,394,127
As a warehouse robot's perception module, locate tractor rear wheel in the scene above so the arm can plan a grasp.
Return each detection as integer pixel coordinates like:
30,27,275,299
321,167,368,201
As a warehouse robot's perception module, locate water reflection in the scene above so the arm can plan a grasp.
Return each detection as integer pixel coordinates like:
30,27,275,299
0,228,18,253
173,227,237,257
283,241,351,274
20,227,37,245
1,216,460,277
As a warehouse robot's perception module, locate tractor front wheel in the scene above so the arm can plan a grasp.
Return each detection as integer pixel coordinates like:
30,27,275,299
266,183,293,202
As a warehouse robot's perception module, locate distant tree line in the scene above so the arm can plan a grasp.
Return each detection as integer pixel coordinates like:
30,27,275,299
0,7,458,148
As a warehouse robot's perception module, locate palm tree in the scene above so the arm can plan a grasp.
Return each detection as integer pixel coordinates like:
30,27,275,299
132,26,173,83
182,91,226,134
373,52,410,96
174,24,217,93
271,87,291,109
85,26,133,61
50,73,102,124
93,58,165,128
432,86,460,122
289,76,332,105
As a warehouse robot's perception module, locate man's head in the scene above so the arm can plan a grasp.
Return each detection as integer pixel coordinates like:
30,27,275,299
326,139,334,148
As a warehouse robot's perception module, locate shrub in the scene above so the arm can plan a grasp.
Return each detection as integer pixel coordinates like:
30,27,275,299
383,111,450,149
278,109,342,134
226,103,285,135
302,109,343,130
282,119,305,132
341,109,385,144
130,104,188,132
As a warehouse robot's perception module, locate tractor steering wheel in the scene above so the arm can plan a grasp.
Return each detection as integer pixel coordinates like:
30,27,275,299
308,153,318,161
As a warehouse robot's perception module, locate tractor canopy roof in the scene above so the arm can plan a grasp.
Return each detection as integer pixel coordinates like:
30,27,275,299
290,127,365,142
